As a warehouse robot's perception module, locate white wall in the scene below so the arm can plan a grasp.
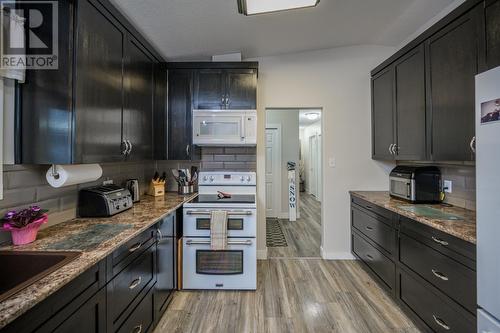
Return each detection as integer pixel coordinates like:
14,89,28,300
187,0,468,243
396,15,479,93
266,109,300,217
251,45,396,259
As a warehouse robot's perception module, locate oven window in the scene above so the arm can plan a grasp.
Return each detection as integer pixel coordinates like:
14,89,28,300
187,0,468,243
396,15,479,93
391,179,409,198
196,250,244,275
196,218,244,230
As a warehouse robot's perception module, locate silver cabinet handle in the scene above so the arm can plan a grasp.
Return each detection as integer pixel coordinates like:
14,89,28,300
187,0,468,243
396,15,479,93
186,210,253,216
121,141,128,155
221,96,225,106
186,239,253,246
470,136,476,153
128,242,142,252
156,228,163,242
431,236,449,246
129,277,142,290
431,269,449,281
432,315,450,330
132,324,142,333
365,226,374,231
186,144,190,156
388,144,393,154
127,140,132,154
366,254,374,260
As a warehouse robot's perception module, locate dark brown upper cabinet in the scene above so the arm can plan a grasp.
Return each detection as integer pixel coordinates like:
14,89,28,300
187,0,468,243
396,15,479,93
193,68,257,110
482,0,500,71
426,7,480,161
18,0,163,164
371,1,486,162
372,67,395,160
372,45,426,161
123,37,154,161
168,69,198,161
395,45,427,161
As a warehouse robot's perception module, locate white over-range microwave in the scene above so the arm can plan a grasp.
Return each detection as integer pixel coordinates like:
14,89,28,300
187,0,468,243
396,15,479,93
192,110,257,146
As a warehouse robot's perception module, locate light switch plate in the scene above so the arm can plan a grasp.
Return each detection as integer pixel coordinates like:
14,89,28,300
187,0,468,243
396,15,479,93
328,157,336,168
443,180,452,193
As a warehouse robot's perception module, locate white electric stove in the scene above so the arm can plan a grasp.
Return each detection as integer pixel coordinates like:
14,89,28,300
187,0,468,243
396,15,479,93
182,171,256,290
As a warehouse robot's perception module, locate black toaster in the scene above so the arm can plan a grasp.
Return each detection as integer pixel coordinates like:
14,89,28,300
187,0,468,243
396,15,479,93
78,185,133,217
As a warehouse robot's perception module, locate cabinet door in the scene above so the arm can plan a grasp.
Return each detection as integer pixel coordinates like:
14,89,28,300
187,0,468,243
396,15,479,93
168,69,193,160
153,64,168,160
123,37,154,161
73,0,124,163
394,45,427,160
51,289,106,333
483,0,500,71
193,69,225,109
372,67,395,160
226,69,257,109
155,214,175,320
427,9,480,161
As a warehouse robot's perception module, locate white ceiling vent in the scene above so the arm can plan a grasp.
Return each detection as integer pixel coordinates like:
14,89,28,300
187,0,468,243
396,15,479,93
237,0,320,15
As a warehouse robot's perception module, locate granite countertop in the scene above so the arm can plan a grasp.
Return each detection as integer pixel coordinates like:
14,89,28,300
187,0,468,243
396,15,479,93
0,192,197,329
350,191,476,244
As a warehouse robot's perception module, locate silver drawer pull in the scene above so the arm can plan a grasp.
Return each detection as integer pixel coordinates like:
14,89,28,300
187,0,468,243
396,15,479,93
128,242,142,252
129,277,142,290
132,324,142,333
365,226,374,231
431,269,449,281
186,210,253,216
432,315,450,330
186,239,253,246
431,236,449,246
366,254,374,260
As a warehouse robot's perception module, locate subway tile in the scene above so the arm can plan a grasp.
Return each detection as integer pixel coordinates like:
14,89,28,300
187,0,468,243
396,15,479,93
0,188,37,209
60,194,78,211
236,154,256,162
201,147,224,154
214,155,236,162
201,154,214,161
201,162,224,170
223,147,248,154
36,184,77,201
5,168,46,189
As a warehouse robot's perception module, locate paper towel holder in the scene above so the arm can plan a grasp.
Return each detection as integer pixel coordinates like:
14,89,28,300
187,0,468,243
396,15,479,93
50,164,61,180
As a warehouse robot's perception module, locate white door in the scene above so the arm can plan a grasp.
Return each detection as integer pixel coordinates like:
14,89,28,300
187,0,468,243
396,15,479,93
317,134,322,202
265,127,281,218
309,135,318,197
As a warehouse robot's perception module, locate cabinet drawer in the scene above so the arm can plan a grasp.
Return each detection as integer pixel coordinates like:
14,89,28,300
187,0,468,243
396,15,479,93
108,244,155,324
117,285,155,333
399,269,475,333
352,206,395,255
399,233,476,313
351,196,394,221
352,232,395,290
111,227,155,276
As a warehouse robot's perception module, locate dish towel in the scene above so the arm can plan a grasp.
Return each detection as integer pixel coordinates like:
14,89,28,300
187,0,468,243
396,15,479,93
210,210,228,250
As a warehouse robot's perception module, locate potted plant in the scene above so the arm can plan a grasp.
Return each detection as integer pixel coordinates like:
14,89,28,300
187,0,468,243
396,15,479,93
1,206,48,245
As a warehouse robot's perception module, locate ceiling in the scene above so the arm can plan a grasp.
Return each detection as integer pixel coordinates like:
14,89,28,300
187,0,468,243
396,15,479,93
109,0,455,61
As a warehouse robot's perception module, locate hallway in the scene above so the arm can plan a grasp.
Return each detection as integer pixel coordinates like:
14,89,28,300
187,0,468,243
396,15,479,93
267,192,322,258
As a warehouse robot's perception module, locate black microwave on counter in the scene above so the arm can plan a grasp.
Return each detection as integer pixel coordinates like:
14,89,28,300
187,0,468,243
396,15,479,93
389,166,441,203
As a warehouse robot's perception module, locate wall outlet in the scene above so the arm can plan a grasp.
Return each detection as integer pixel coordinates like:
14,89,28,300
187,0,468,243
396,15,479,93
103,179,114,185
443,180,452,193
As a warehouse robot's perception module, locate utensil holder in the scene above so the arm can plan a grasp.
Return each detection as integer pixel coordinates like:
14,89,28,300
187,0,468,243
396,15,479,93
178,185,194,195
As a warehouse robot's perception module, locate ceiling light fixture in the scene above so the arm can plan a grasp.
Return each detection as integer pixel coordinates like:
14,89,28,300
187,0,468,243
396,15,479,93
305,113,319,121
237,0,320,16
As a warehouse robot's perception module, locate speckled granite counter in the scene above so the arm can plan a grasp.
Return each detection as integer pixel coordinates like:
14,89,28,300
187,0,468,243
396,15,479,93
350,191,476,244
0,192,197,329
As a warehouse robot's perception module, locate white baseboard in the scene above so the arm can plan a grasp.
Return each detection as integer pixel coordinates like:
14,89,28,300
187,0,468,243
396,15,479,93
321,247,355,260
257,248,268,260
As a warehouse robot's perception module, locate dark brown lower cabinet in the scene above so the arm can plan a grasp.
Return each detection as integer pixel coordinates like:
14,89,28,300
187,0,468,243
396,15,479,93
350,196,477,332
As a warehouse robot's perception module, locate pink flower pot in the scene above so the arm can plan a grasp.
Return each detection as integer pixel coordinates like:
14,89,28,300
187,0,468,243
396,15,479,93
2,214,48,246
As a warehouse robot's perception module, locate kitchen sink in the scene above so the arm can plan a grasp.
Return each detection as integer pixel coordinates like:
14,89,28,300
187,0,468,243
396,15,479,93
0,251,81,303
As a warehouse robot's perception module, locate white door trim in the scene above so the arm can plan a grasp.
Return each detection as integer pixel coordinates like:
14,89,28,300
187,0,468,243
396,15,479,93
265,124,282,218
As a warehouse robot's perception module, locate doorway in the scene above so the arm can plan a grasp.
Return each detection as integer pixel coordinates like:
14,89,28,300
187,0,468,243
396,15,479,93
265,108,323,258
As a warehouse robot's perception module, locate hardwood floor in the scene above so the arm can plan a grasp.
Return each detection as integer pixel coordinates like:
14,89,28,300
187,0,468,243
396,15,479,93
154,259,421,333
268,192,322,258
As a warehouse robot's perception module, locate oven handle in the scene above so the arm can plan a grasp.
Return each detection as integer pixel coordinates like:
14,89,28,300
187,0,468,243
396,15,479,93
186,239,253,246
185,210,253,216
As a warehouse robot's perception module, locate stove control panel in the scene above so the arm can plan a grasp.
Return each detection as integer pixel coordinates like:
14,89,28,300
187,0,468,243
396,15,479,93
198,172,256,186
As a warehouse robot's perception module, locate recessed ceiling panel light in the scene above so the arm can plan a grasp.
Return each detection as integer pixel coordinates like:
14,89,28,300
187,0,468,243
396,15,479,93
237,0,320,16
305,113,319,120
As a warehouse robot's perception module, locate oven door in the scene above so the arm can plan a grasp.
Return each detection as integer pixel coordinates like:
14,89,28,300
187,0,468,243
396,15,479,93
389,176,414,201
183,208,256,238
182,238,256,290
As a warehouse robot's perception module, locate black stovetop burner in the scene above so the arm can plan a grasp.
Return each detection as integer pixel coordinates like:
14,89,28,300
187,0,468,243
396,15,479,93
190,194,255,204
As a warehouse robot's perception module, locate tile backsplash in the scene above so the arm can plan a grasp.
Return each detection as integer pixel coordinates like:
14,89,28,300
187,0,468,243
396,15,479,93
440,165,476,211
200,147,256,171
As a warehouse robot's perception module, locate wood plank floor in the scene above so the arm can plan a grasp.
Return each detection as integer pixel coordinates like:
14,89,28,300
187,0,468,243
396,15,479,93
154,259,421,333
268,192,322,258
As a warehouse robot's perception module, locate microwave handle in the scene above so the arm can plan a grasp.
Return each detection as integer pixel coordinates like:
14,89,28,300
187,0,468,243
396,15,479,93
407,182,411,198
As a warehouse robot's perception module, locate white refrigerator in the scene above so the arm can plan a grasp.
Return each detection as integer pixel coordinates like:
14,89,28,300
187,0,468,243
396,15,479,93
476,66,500,333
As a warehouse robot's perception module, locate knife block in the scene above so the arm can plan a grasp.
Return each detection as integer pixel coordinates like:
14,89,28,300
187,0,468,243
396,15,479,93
147,180,165,197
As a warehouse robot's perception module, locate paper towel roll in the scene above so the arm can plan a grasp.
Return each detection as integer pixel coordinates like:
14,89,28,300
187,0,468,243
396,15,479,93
46,164,103,188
